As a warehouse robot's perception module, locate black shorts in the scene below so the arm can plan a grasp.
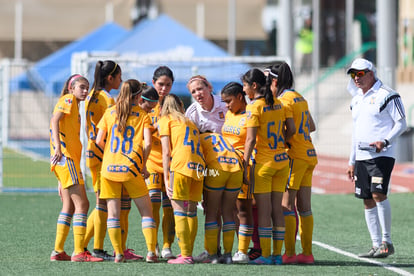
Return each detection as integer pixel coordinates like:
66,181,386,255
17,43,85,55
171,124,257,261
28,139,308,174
354,157,395,199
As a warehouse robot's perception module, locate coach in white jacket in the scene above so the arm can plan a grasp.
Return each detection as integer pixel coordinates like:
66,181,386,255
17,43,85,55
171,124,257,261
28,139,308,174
346,58,407,258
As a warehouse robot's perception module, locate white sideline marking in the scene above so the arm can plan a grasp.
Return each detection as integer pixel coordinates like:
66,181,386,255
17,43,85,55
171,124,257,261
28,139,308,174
313,240,414,276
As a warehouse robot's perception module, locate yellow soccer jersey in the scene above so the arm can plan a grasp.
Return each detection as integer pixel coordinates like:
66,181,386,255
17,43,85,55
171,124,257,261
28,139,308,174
85,89,115,167
279,90,317,165
222,111,247,151
98,105,151,182
199,132,242,173
50,94,82,163
158,116,205,180
146,104,163,173
246,97,288,169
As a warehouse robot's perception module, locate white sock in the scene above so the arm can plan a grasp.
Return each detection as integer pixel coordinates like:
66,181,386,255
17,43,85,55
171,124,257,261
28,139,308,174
364,206,381,248
376,199,392,244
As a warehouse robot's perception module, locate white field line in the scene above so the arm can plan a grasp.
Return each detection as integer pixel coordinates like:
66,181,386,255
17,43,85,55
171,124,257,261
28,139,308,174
312,240,414,276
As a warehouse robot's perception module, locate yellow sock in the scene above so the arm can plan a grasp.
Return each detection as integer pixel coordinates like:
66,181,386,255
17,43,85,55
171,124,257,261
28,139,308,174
204,221,219,255
299,211,314,255
258,227,272,258
54,212,72,252
73,213,87,255
83,209,95,249
174,211,191,257
237,224,253,254
94,206,108,250
187,211,198,253
162,206,175,249
272,226,285,256
284,211,297,256
222,222,236,254
107,218,122,255
142,217,157,253
149,189,161,231
120,198,131,252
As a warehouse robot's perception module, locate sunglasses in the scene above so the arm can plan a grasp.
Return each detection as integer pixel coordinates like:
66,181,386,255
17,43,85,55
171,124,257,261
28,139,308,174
350,70,370,79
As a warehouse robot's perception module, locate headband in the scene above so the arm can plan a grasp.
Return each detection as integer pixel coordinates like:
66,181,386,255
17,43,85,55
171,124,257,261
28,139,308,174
109,63,118,75
141,95,158,102
264,68,278,78
68,74,82,90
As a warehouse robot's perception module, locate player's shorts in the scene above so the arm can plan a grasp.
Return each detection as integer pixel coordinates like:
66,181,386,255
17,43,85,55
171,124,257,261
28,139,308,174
286,158,316,190
89,163,102,193
252,163,289,194
238,164,253,200
169,171,203,202
54,157,84,189
204,168,242,192
100,174,148,199
354,157,395,199
146,171,165,191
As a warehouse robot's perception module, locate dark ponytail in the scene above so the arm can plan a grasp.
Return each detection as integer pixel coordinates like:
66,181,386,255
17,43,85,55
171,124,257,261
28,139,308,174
91,60,120,99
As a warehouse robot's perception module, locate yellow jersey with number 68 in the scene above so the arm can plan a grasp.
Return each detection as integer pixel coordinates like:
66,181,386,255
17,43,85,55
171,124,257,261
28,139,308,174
246,97,288,169
85,89,115,168
98,105,151,182
279,90,317,165
158,115,205,180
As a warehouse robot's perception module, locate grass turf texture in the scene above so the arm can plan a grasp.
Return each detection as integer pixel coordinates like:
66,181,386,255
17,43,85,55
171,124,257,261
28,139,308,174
0,192,413,275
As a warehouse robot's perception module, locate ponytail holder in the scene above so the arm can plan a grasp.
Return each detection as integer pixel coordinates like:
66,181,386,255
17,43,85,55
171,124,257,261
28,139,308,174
68,74,82,90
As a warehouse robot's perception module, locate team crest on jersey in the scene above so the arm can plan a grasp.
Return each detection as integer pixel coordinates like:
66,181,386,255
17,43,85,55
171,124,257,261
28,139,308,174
239,117,246,126
65,98,73,105
218,111,225,119
370,96,376,104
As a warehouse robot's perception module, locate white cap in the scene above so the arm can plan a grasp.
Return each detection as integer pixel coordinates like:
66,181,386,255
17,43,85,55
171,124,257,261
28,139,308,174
346,58,374,74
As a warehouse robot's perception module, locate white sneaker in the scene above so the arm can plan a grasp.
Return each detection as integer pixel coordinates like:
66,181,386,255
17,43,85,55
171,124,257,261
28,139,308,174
193,250,209,263
232,251,249,263
161,248,175,259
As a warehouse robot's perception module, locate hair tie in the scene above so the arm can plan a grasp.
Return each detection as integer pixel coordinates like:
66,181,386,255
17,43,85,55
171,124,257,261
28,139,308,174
264,68,278,78
109,63,118,76
68,74,82,90
141,95,158,102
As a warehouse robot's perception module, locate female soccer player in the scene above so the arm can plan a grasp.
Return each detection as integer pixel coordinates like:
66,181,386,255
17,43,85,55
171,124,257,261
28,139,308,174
242,68,294,265
268,63,317,264
199,131,243,264
146,66,177,259
96,79,157,263
84,60,122,261
220,81,254,264
158,94,205,264
50,74,103,262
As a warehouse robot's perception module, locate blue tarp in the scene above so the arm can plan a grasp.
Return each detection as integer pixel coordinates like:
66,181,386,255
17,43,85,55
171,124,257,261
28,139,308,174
11,22,128,95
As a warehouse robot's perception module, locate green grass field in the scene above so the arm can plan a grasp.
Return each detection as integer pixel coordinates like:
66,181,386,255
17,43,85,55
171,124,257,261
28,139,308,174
0,192,413,275
2,148,414,275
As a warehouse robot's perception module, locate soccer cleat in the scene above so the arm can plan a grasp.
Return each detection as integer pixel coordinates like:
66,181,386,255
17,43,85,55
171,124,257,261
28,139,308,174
92,249,115,261
248,247,262,260
373,242,395,258
248,255,273,265
219,253,232,264
232,251,249,264
50,250,71,261
282,253,297,264
114,254,125,263
71,251,104,262
358,247,378,258
124,248,143,260
146,251,158,263
168,256,194,264
297,253,314,264
271,255,283,265
161,248,175,259
155,243,160,257
193,250,209,263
